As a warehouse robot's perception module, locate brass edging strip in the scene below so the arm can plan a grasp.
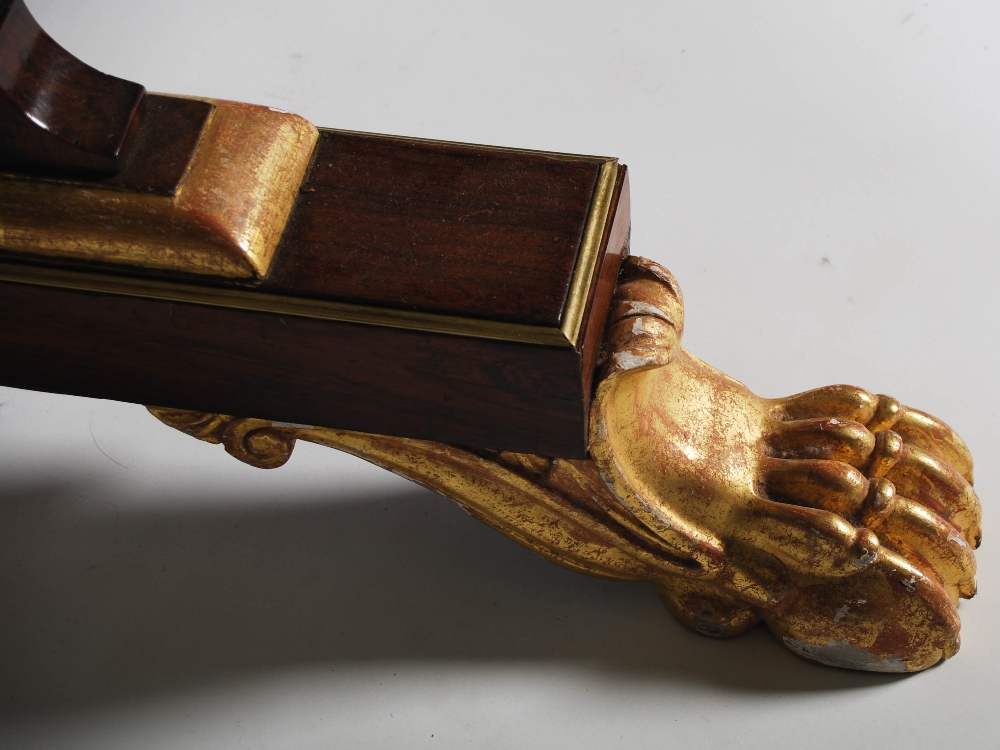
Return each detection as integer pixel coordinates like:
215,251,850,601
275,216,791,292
0,262,572,347
560,160,619,347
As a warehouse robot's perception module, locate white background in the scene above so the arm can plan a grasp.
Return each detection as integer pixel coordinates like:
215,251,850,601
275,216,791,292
2,1,998,747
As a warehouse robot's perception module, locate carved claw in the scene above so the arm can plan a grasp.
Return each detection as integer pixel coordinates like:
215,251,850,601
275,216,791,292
590,256,981,672
148,255,981,674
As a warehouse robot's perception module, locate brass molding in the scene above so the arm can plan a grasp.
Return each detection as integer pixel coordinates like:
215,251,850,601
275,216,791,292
149,256,982,673
0,97,318,279
0,260,572,346
561,159,619,347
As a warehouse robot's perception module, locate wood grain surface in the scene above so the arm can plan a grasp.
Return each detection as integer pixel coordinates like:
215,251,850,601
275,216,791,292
0,280,591,456
0,0,145,175
262,131,607,326
1,110,628,455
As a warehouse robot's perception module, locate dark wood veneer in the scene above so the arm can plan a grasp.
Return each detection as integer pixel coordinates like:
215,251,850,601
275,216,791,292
0,0,145,175
99,95,213,195
262,131,605,326
0,281,589,456
0,1,210,193
0,146,629,456
0,68,629,455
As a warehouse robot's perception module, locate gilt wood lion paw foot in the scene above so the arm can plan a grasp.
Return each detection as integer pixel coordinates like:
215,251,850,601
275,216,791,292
150,255,982,673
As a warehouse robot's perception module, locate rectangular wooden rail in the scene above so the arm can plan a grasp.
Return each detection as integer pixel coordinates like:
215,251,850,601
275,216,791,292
0,106,630,457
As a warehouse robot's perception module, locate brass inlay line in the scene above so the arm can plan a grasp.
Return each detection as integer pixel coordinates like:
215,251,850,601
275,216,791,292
561,160,619,347
0,261,573,347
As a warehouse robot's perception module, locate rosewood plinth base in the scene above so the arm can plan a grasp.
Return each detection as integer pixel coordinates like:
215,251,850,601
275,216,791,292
0,97,630,457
